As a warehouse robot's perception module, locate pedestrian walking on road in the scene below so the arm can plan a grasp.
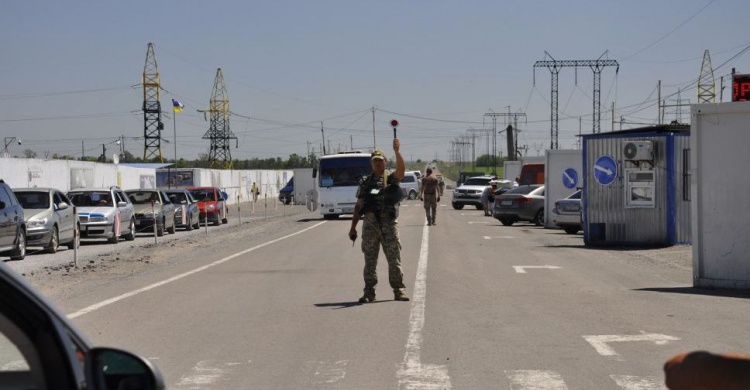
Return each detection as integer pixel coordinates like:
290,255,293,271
251,182,260,202
419,168,440,226
348,138,410,303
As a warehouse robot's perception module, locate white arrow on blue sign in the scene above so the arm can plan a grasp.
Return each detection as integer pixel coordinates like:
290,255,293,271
594,155,618,186
562,168,578,189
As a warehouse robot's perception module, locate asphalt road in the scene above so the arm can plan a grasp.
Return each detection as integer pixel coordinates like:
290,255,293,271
12,197,750,389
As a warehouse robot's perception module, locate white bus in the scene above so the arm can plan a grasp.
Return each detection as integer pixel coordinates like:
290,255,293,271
314,152,372,219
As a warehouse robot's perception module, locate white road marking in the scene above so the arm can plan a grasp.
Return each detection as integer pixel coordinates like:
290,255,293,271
611,375,667,390
468,221,490,224
68,221,327,319
173,360,232,388
583,332,680,361
483,235,515,240
513,265,562,274
306,360,348,386
505,370,569,390
397,220,451,389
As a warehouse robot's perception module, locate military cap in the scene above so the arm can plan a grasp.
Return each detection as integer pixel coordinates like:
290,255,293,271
371,150,386,160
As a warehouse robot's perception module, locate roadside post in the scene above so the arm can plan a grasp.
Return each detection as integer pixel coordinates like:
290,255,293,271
205,211,208,235
264,193,268,220
152,199,157,245
237,194,242,225
73,206,78,267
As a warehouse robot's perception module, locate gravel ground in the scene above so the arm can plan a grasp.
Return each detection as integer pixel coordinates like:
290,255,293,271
6,202,318,300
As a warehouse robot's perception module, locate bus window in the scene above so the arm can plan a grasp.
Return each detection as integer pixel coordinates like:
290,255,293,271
319,157,371,187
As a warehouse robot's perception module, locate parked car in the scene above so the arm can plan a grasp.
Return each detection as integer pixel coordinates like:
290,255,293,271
400,171,420,200
13,187,77,253
67,187,136,244
552,189,582,234
188,187,228,226
0,260,164,389
493,184,545,226
279,177,294,205
164,189,201,231
125,190,176,236
0,180,26,260
452,176,496,210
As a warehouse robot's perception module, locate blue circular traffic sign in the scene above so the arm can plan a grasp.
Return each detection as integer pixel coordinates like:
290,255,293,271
593,155,618,186
562,168,578,189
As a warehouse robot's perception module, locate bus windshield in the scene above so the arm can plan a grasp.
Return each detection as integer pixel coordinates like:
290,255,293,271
319,156,371,187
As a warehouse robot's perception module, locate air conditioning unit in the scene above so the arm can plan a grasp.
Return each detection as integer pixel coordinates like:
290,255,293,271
623,140,653,161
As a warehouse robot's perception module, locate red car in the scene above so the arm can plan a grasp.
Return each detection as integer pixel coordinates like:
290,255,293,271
187,187,228,226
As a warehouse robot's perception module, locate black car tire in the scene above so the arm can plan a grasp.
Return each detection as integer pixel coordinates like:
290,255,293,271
452,203,464,210
186,215,194,231
45,226,59,254
157,221,165,237
10,229,26,260
167,221,176,234
500,218,514,226
408,190,417,200
107,230,118,244
323,214,339,220
564,227,579,234
475,205,483,210
533,208,545,226
124,219,136,241
193,218,200,230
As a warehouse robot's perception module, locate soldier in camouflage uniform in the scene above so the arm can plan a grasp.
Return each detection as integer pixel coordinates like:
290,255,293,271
348,138,409,303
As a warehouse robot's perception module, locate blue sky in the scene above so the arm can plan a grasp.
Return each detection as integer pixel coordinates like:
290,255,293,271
2,0,748,161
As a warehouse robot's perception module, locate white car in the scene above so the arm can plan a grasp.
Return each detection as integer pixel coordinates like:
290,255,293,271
400,171,420,200
13,188,77,253
551,190,582,234
67,187,136,244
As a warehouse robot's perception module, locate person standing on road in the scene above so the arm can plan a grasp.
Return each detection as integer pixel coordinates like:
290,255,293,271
348,138,409,303
251,182,260,202
419,167,440,226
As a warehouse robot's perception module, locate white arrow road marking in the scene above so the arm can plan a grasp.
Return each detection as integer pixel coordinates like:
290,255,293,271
594,165,613,176
611,375,667,390
583,332,680,361
483,236,515,240
397,223,451,389
506,370,569,390
305,360,348,385
513,265,562,274
173,360,239,388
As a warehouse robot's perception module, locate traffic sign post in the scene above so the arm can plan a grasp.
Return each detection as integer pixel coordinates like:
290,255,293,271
593,155,618,186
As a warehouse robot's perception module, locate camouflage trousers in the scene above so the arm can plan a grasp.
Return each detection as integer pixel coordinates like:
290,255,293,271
361,212,405,295
423,194,437,224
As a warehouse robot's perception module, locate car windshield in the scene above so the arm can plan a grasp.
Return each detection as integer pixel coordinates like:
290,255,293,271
14,192,50,209
189,190,215,202
127,191,160,204
568,190,582,200
167,192,190,204
319,157,371,187
69,191,113,207
504,185,540,195
463,178,491,186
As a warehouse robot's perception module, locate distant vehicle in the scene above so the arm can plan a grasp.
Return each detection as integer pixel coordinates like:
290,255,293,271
519,163,545,185
552,190,582,234
126,190,177,236
401,171,420,200
0,180,26,260
408,170,422,182
13,188,77,253
314,152,372,220
452,176,496,210
279,177,294,205
0,260,165,389
164,189,201,231
67,187,135,244
188,187,228,225
493,185,545,226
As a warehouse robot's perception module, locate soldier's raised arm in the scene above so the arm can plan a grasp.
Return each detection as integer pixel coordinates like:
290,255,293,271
393,138,405,180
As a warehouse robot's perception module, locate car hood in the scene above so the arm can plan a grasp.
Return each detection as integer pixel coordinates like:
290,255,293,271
23,209,51,221
77,206,114,215
134,204,165,214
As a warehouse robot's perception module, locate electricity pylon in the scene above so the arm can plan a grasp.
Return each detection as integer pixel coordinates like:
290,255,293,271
201,68,237,169
142,43,164,161
697,50,716,104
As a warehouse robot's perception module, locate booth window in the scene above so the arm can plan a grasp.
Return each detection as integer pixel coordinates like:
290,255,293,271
625,169,655,208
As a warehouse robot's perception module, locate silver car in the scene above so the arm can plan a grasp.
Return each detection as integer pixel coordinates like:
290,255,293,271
551,190,582,234
13,188,77,253
164,189,200,231
67,187,136,244
126,190,177,237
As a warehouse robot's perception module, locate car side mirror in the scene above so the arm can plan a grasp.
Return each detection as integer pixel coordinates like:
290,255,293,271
58,202,69,210
85,347,165,390
117,201,128,208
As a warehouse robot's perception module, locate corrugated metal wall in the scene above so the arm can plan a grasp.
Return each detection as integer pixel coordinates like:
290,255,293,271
585,134,668,245
674,135,692,244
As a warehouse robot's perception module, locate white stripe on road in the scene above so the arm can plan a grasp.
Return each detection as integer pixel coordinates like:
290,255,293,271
306,360,348,386
173,360,233,388
505,370,569,390
468,221,490,224
68,221,327,319
611,375,667,390
483,236,515,240
397,219,451,389
513,265,562,274
583,333,681,361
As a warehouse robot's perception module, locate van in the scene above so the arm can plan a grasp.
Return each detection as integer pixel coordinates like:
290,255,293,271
400,172,420,200
519,164,545,185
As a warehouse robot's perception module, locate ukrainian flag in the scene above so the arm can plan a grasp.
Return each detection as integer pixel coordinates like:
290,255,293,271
172,99,185,113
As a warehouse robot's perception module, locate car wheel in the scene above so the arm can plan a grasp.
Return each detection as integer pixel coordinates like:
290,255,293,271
408,190,417,200
167,221,176,234
124,219,136,241
45,226,59,254
107,230,118,244
221,217,228,224
157,221,165,237
193,217,200,230
186,215,194,231
10,229,26,260
452,203,464,210
323,214,338,220
500,218,514,226
564,227,579,234
534,208,545,226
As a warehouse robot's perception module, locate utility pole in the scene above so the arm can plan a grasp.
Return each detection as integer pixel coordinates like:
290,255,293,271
611,102,615,132
485,110,526,162
657,80,662,124
350,135,353,150
81,140,84,160
321,122,326,155
372,106,376,150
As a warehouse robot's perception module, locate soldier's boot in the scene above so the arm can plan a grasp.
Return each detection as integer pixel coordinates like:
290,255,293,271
359,291,376,303
394,291,410,301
